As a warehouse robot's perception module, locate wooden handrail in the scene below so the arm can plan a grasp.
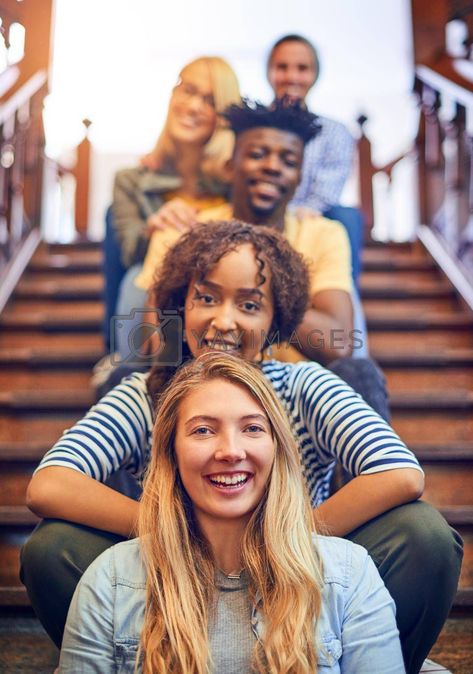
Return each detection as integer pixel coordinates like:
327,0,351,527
416,63,473,106
0,70,47,126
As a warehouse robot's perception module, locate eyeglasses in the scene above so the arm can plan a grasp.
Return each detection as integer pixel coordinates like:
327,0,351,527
172,80,216,111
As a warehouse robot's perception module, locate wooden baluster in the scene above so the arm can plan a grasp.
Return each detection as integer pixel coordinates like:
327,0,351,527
424,86,446,226
74,119,92,236
356,114,374,240
10,107,26,243
414,77,428,225
23,85,46,230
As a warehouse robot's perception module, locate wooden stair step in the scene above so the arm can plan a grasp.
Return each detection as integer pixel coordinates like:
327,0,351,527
0,506,39,526
364,298,460,314
0,587,30,606
362,249,437,271
367,313,473,330
373,348,473,367
15,275,103,301
0,370,93,393
0,390,94,411
30,249,102,273
390,390,473,410
0,441,53,461
0,312,102,331
438,506,473,526
410,443,473,461
423,465,473,507
364,240,414,250
361,270,444,284
46,239,101,252
0,346,103,366
0,333,102,349
385,368,473,394
3,299,104,318
361,285,455,300
1,464,37,506
0,413,83,443
454,588,473,608
369,330,473,350
392,411,473,445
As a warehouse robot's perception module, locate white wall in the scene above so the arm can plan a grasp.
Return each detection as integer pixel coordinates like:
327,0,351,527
45,0,417,239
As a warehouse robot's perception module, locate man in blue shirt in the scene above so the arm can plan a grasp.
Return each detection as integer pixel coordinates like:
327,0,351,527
267,34,363,285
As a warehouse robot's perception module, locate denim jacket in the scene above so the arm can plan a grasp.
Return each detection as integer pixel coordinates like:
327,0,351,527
59,535,405,673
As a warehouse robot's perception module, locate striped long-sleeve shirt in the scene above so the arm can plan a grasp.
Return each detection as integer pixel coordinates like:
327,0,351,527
36,361,422,506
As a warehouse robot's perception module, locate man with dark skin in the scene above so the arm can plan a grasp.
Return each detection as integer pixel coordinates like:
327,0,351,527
138,100,355,366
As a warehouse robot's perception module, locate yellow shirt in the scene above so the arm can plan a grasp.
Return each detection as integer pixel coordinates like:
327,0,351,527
134,203,352,362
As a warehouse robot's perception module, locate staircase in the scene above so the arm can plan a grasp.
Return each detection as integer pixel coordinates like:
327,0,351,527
0,238,472,672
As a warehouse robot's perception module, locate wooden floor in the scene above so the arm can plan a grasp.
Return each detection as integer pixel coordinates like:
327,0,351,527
0,238,472,672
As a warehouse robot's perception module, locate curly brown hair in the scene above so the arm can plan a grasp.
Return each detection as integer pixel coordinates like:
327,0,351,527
147,219,310,398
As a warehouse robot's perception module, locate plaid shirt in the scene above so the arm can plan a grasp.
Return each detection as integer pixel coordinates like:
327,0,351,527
290,114,355,213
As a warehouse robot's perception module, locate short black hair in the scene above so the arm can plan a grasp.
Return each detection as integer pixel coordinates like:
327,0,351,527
223,98,321,146
267,34,320,84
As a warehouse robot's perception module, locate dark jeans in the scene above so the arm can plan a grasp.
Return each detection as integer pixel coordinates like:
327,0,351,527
103,207,126,353
328,355,390,422
20,502,463,673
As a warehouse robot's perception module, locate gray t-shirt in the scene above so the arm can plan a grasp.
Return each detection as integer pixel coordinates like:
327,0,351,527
209,571,255,673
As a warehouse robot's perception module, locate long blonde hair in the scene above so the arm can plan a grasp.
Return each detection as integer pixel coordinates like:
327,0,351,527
150,56,240,178
139,353,323,674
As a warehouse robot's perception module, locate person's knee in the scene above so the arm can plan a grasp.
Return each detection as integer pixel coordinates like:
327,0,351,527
390,502,463,576
21,520,73,586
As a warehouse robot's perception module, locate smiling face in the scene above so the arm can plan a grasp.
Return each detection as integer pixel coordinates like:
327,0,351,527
184,243,274,361
175,378,275,529
230,127,304,226
166,61,217,146
268,40,317,103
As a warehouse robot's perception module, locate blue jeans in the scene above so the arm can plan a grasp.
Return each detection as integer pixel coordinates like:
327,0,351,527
113,264,148,359
323,205,364,286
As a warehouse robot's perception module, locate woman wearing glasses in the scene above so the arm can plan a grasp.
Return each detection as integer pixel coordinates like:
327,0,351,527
109,57,240,357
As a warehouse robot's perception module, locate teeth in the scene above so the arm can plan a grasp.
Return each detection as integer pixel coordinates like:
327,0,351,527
205,341,238,352
209,473,248,486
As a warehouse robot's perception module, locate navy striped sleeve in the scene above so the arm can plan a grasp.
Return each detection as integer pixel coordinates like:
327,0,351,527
262,360,423,505
35,372,154,482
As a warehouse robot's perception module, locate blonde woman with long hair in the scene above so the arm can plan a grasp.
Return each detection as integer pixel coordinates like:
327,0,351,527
59,353,404,673
110,56,240,358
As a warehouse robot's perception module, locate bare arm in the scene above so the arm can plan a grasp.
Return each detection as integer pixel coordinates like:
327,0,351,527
314,468,424,536
26,467,139,538
296,288,354,365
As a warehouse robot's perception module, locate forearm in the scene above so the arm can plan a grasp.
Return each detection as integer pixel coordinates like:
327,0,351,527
26,467,139,538
314,468,424,537
296,307,353,365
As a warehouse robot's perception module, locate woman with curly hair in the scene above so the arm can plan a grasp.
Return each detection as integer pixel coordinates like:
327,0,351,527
23,222,460,674
59,352,404,673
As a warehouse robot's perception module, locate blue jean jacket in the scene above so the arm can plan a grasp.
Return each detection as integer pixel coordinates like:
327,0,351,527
59,535,405,673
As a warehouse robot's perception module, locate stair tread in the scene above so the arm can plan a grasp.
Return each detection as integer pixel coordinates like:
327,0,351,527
0,346,103,365
15,275,103,300
0,389,94,410
367,312,473,329
438,505,473,526
361,285,455,300
0,441,54,461
390,390,473,409
0,312,102,330
0,505,39,525
372,348,473,365
30,249,102,272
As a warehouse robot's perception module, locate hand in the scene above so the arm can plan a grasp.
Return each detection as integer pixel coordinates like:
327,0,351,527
292,206,321,222
139,153,159,170
146,198,198,234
